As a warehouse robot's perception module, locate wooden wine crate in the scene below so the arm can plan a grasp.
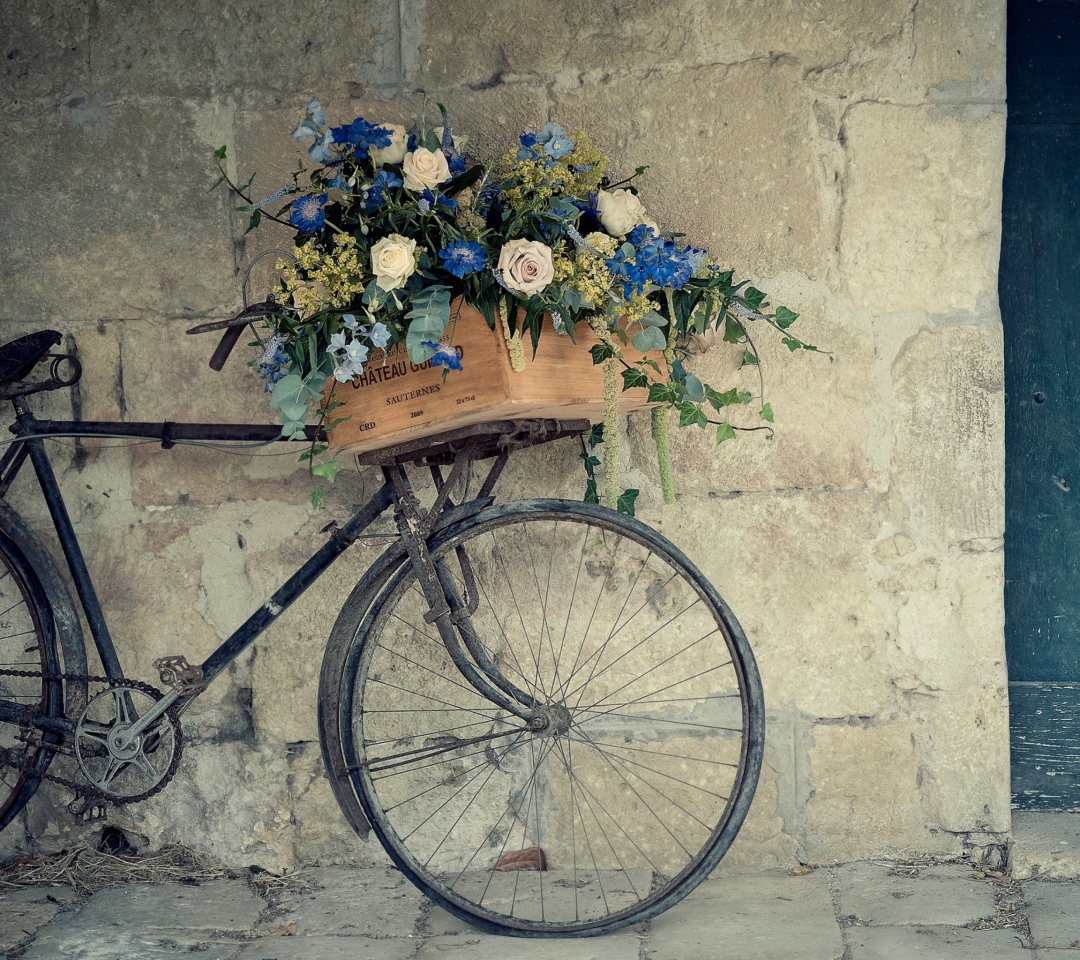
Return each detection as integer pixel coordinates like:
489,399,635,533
326,299,663,456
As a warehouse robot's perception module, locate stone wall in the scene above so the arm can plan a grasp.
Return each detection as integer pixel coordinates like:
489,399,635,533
0,0,1007,870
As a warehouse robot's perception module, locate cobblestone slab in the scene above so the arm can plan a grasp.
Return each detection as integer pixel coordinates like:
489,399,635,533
269,867,424,939
235,933,419,960
645,869,843,960
0,887,68,954
1026,881,1080,949
836,862,996,926
415,932,642,959
845,925,1032,959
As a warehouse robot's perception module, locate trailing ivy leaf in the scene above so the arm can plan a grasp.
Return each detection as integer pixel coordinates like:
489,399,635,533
716,422,737,443
311,486,325,510
703,385,726,412
774,306,799,329
423,130,441,153
405,285,452,363
761,402,774,423
214,145,227,160
719,387,753,406
622,367,649,390
616,488,639,516
587,423,605,447
742,350,759,366
677,402,708,428
311,460,340,482
584,478,599,504
723,318,746,343
683,374,704,403
580,453,601,472
631,326,667,352
781,336,803,352
743,287,767,311
648,382,678,404
246,209,262,234
590,343,614,364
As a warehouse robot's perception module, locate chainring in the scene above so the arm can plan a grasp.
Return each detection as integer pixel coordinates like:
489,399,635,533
0,671,183,810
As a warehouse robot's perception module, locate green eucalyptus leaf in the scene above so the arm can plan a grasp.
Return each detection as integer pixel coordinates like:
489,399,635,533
405,285,452,363
683,374,704,403
631,326,667,352
637,310,667,328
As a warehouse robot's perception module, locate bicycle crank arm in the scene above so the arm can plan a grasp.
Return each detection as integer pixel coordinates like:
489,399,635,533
107,687,182,750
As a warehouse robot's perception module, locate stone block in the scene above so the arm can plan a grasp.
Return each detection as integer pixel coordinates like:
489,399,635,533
86,0,379,101
0,887,68,955
836,861,995,926
550,59,825,279
1010,811,1080,880
1,103,236,326
1,2,88,110
641,491,894,719
237,936,416,960
646,869,843,960
891,325,1004,544
803,722,931,862
417,932,642,960
839,104,1005,314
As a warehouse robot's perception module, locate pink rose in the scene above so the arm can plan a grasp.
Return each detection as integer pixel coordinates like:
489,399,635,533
497,239,555,295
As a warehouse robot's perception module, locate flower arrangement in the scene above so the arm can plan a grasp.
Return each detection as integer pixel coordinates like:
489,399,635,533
215,100,820,508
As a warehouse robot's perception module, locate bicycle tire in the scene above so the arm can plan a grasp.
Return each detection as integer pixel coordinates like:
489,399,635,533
327,499,764,937
0,526,63,830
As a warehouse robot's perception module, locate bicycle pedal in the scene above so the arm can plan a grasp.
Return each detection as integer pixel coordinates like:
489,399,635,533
68,795,109,823
153,655,207,694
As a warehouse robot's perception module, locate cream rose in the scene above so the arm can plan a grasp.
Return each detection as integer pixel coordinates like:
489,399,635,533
369,123,408,166
370,234,417,291
497,239,555,296
597,188,649,236
402,147,451,192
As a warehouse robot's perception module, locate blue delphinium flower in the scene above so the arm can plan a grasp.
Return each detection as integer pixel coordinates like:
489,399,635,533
290,193,328,232
538,122,574,158
363,169,403,212
330,117,392,160
439,240,488,278
291,98,326,141
422,341,463,371
329,331,371,382
608,226,694,296
343,315,391,349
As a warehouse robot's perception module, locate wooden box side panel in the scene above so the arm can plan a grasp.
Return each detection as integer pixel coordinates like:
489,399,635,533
326,301,663,455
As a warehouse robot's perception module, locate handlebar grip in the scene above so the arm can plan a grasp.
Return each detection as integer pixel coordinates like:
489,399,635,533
209,325,245,372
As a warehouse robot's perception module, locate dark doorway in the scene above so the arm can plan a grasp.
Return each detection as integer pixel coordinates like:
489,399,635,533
1002,0,1080,810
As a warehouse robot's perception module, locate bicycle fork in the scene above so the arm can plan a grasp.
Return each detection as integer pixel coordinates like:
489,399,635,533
383,463,549,734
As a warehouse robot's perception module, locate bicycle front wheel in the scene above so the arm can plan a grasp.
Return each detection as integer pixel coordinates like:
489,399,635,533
335,500,764,937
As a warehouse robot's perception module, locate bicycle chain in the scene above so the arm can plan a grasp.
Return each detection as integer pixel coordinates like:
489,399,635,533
0,669,184,809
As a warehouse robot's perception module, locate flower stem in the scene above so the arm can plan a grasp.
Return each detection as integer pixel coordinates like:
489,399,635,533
603,355,621,510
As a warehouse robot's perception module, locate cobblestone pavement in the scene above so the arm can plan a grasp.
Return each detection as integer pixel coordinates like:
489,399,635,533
1,859,1077,960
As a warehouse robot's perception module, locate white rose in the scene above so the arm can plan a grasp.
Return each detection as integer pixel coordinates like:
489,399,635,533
497,239,555,296
369,124,408,166
402,147,451,192
370,234,417,291
597,188,648,236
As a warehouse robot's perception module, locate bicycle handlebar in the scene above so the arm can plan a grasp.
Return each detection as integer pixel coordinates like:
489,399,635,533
209,325,245,372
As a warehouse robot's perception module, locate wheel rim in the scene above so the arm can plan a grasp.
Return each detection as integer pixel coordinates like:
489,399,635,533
0,544,53,824
347,507,761,933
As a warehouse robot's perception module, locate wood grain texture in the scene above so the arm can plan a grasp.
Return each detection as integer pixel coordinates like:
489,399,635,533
327,299,663,455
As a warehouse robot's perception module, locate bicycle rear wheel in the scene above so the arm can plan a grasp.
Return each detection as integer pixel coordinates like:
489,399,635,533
332,500,764,937
0,528,63,831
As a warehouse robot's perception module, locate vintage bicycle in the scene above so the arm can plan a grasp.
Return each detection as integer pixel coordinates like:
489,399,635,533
0,326,764,938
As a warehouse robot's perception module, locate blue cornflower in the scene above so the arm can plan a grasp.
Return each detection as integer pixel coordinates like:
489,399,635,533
330,118,392,160
423,341,463,371
290,193,328,232
439,240,488,278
